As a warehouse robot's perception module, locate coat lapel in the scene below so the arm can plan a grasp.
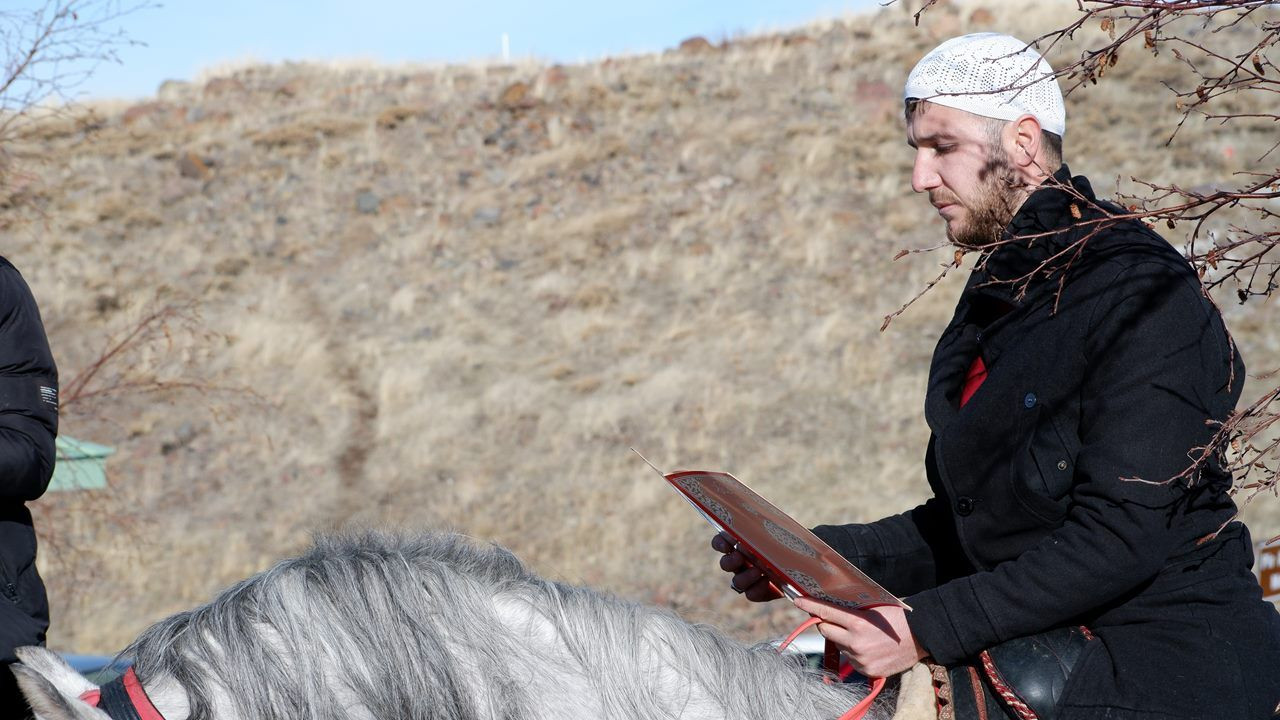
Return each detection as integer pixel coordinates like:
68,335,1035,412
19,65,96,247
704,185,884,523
924,302,978,434
923,165,1085,431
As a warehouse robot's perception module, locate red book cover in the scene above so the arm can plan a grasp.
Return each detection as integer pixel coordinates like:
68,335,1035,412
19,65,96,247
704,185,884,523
665,470,906,612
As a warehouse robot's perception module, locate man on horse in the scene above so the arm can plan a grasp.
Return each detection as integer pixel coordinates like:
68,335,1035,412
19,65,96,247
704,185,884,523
717,32,1280,718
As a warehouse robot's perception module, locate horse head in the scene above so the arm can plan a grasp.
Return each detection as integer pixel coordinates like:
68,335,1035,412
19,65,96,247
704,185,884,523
11,646,189,720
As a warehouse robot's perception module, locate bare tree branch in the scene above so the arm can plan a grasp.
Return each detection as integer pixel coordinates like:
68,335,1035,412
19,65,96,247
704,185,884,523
0,0,152,145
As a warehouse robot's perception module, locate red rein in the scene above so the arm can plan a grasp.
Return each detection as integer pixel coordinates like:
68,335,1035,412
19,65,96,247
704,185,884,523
777,616,886,720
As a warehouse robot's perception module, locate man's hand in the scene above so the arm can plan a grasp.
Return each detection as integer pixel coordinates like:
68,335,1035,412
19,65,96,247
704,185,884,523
710,532,782,602
792,597,926,678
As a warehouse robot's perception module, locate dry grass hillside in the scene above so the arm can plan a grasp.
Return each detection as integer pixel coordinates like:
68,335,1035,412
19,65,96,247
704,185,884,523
4,0,1278,652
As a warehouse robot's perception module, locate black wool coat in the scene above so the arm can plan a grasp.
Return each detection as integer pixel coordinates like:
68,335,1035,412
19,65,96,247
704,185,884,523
814,167,1280,718
0,257,57,663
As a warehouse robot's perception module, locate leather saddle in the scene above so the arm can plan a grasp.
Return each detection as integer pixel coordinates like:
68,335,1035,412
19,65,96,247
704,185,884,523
928,626,1095,720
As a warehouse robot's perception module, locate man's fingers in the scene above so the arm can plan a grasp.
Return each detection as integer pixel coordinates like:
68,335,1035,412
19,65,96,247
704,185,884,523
732,566,764,590
793,596,851,623
711,534,780,602
813,619,854,647
718,550,749,573
809,617,871,673
744,581,782,602
728,566,781,602
793,597,894,634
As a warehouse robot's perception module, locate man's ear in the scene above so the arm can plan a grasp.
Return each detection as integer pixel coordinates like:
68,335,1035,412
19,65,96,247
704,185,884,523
1008,114,1047,178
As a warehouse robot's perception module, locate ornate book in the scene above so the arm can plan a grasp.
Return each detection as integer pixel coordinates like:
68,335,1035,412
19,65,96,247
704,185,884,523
665,469,906,611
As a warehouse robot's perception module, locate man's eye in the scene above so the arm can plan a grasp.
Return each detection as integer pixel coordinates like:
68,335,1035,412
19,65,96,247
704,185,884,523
935,145,955,154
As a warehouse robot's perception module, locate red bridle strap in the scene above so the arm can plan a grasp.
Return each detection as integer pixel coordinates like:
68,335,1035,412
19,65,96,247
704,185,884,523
78,667,165,720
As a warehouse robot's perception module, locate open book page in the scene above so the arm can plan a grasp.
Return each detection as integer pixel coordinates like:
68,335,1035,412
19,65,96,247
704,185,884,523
666,470,907,612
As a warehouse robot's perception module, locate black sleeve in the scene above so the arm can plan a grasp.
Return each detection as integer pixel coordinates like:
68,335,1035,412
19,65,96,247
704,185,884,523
0,261,58,503
905,259,1236,663
813,493,960,597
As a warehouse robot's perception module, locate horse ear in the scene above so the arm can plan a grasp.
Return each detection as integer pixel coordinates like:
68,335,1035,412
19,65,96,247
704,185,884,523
10,647,107,720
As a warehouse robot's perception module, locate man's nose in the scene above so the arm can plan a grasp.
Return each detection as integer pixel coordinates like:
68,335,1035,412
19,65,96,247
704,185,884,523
911,151,938,193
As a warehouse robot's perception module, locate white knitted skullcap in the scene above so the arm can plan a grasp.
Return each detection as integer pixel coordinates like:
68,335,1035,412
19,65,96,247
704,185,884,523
904,33,1065,136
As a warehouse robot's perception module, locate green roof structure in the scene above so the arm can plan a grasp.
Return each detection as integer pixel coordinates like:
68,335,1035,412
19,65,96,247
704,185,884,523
48,436,115,492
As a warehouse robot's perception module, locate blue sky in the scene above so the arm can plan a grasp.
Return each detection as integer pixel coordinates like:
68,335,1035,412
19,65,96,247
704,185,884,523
41,1,884,100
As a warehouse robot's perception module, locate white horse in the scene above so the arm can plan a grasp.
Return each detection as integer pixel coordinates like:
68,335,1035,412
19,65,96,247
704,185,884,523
12,530,925,720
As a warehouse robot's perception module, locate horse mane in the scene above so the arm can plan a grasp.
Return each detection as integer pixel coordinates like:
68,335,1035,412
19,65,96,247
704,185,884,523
124,530,883,719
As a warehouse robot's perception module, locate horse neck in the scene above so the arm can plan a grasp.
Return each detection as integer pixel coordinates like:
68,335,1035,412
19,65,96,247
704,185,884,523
494,588,881,720
131,673,194,720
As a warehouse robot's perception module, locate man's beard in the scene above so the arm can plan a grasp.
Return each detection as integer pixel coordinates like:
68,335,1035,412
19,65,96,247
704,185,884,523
938,150,1023,251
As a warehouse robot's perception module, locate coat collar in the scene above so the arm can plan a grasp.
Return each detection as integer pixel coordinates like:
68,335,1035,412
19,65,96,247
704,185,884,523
976,164,1095,299
924,165,1098,434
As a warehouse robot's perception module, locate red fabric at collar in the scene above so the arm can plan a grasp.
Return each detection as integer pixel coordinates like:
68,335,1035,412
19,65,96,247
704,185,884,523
960,355,988,408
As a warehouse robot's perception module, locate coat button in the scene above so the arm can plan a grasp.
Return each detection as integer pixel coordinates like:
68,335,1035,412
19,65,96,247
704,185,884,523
956,496,976,516
1023,392,1037,409
1057,460,1068,471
